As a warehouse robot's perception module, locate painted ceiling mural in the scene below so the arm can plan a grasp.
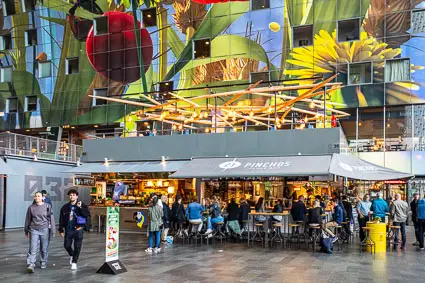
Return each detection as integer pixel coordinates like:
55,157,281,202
0,0,425,130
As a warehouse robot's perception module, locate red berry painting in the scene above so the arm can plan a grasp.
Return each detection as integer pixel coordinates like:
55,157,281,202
86,11,154,84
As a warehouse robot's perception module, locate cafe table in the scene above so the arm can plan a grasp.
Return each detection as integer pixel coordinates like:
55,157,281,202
248,212,290,248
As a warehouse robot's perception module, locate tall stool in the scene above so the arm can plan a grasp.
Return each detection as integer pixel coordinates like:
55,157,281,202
213,222,227,244
388,225,401,250
270,223,285,249
240,220,249,239
308,224,322,253
360,227,375,254
288,223,301,249
250,223,265,247
188,220,202,244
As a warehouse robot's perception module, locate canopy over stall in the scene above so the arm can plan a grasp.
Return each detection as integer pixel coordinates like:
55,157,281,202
65,161,188,174
170,154,413,181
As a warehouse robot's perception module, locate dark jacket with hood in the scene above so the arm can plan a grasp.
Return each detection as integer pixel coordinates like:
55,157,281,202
58,201,90,233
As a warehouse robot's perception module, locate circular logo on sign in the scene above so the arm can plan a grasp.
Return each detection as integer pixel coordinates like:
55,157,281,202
219,159,241,171
339,162,353,172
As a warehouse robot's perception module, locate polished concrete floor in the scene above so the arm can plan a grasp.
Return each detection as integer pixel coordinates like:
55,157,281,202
1,228,425,283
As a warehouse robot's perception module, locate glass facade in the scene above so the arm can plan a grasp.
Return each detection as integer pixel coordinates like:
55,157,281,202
0,0,424,137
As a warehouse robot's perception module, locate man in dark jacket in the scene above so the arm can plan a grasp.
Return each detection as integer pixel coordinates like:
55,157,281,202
411,192,420,246
58,189,89,270
324,199,343,240
341,195,353,235
291,196,307,233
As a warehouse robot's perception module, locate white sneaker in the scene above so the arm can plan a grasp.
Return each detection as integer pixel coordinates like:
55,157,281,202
183,229,189,237
71,263,77,270
154,247,161,253
69,256,73,265
145,248,153,253
205,229,213,234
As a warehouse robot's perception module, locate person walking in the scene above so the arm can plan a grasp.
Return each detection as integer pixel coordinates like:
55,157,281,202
58,189,90,270
416,194,425,251
356,194,371,242
410,192,420,246
390,193,409,250
145,194,163,253
25,191,55,273
370,192,389,222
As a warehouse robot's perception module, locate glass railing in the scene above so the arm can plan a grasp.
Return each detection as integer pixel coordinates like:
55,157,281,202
0,132,82,163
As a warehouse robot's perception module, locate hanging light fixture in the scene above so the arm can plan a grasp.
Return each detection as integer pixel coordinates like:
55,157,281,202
309,101,315,109
203,111,209,119
249,109,254,117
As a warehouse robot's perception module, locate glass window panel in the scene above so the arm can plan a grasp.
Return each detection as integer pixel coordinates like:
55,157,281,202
358,107,384,152
385,58,410,82
338,18,360,42
349,62,372,85
385,105,412,151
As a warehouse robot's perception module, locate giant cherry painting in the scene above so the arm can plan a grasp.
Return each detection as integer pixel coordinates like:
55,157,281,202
86,11,154,84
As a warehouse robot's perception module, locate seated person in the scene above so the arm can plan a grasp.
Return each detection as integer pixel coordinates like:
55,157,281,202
205,196,224,235
307,200,323,236
185,198,206,235
291,196,307,233
225,198,241,236
238,198,250,231
324,199,343,241
271,199,284,223
315,195,326,209
255,197,266,222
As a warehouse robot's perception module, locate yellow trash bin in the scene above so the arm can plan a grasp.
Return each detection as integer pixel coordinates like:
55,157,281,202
366,222,387,253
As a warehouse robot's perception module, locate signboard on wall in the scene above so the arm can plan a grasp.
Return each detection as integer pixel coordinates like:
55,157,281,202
74,176,95,187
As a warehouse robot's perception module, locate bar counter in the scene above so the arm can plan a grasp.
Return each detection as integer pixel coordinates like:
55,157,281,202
90,206,149,232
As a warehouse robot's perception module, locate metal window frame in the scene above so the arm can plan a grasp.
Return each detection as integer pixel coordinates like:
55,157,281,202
292,24,314,49
384,58,411,83
336,17,361,43
347,61,373,86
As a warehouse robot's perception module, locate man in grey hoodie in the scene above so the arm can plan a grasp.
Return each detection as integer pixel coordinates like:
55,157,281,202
25,191,55,273
390,193,409,250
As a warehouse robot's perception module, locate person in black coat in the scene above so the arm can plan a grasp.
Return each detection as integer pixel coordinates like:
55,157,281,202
238,198,250,231
160,195,171,244
171,195,186,233
226,198,241,235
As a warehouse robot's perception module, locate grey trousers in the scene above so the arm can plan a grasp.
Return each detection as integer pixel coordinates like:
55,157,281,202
27,228,50,266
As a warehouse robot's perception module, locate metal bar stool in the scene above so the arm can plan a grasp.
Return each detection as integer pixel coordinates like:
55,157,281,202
270,222,285,249
250,222,265,247
387,225,401,251
288,223,301,249
308,224,322,253
188,220,203,244
360,227,375,254
212,222,227,244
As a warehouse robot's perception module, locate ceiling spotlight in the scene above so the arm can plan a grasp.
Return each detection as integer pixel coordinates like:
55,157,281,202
203,112,209,119
250,110,254,117
232,116,237,122
309,101,315,109
172,124,177,130
178,124,183,130
192,112,198,118
205,128,210,133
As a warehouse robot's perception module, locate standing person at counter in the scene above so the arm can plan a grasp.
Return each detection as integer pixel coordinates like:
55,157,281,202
411,192,420,246
356,194,371,242
390,193,409,250
160,195,171,245
185,198,206,235
225,198,241,236
205,196,224,235
58,189,89,270
239,198,250,232
145,194,163,253
171,196,186,236
291,196,307,233
370,192,389,222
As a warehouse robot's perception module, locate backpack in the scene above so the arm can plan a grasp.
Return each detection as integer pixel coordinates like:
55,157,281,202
320,237,333,254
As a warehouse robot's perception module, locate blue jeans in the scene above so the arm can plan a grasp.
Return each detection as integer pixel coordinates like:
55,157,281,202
207,216,224,230
27,228,50,266
148,231,161,248
393,222,406,248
